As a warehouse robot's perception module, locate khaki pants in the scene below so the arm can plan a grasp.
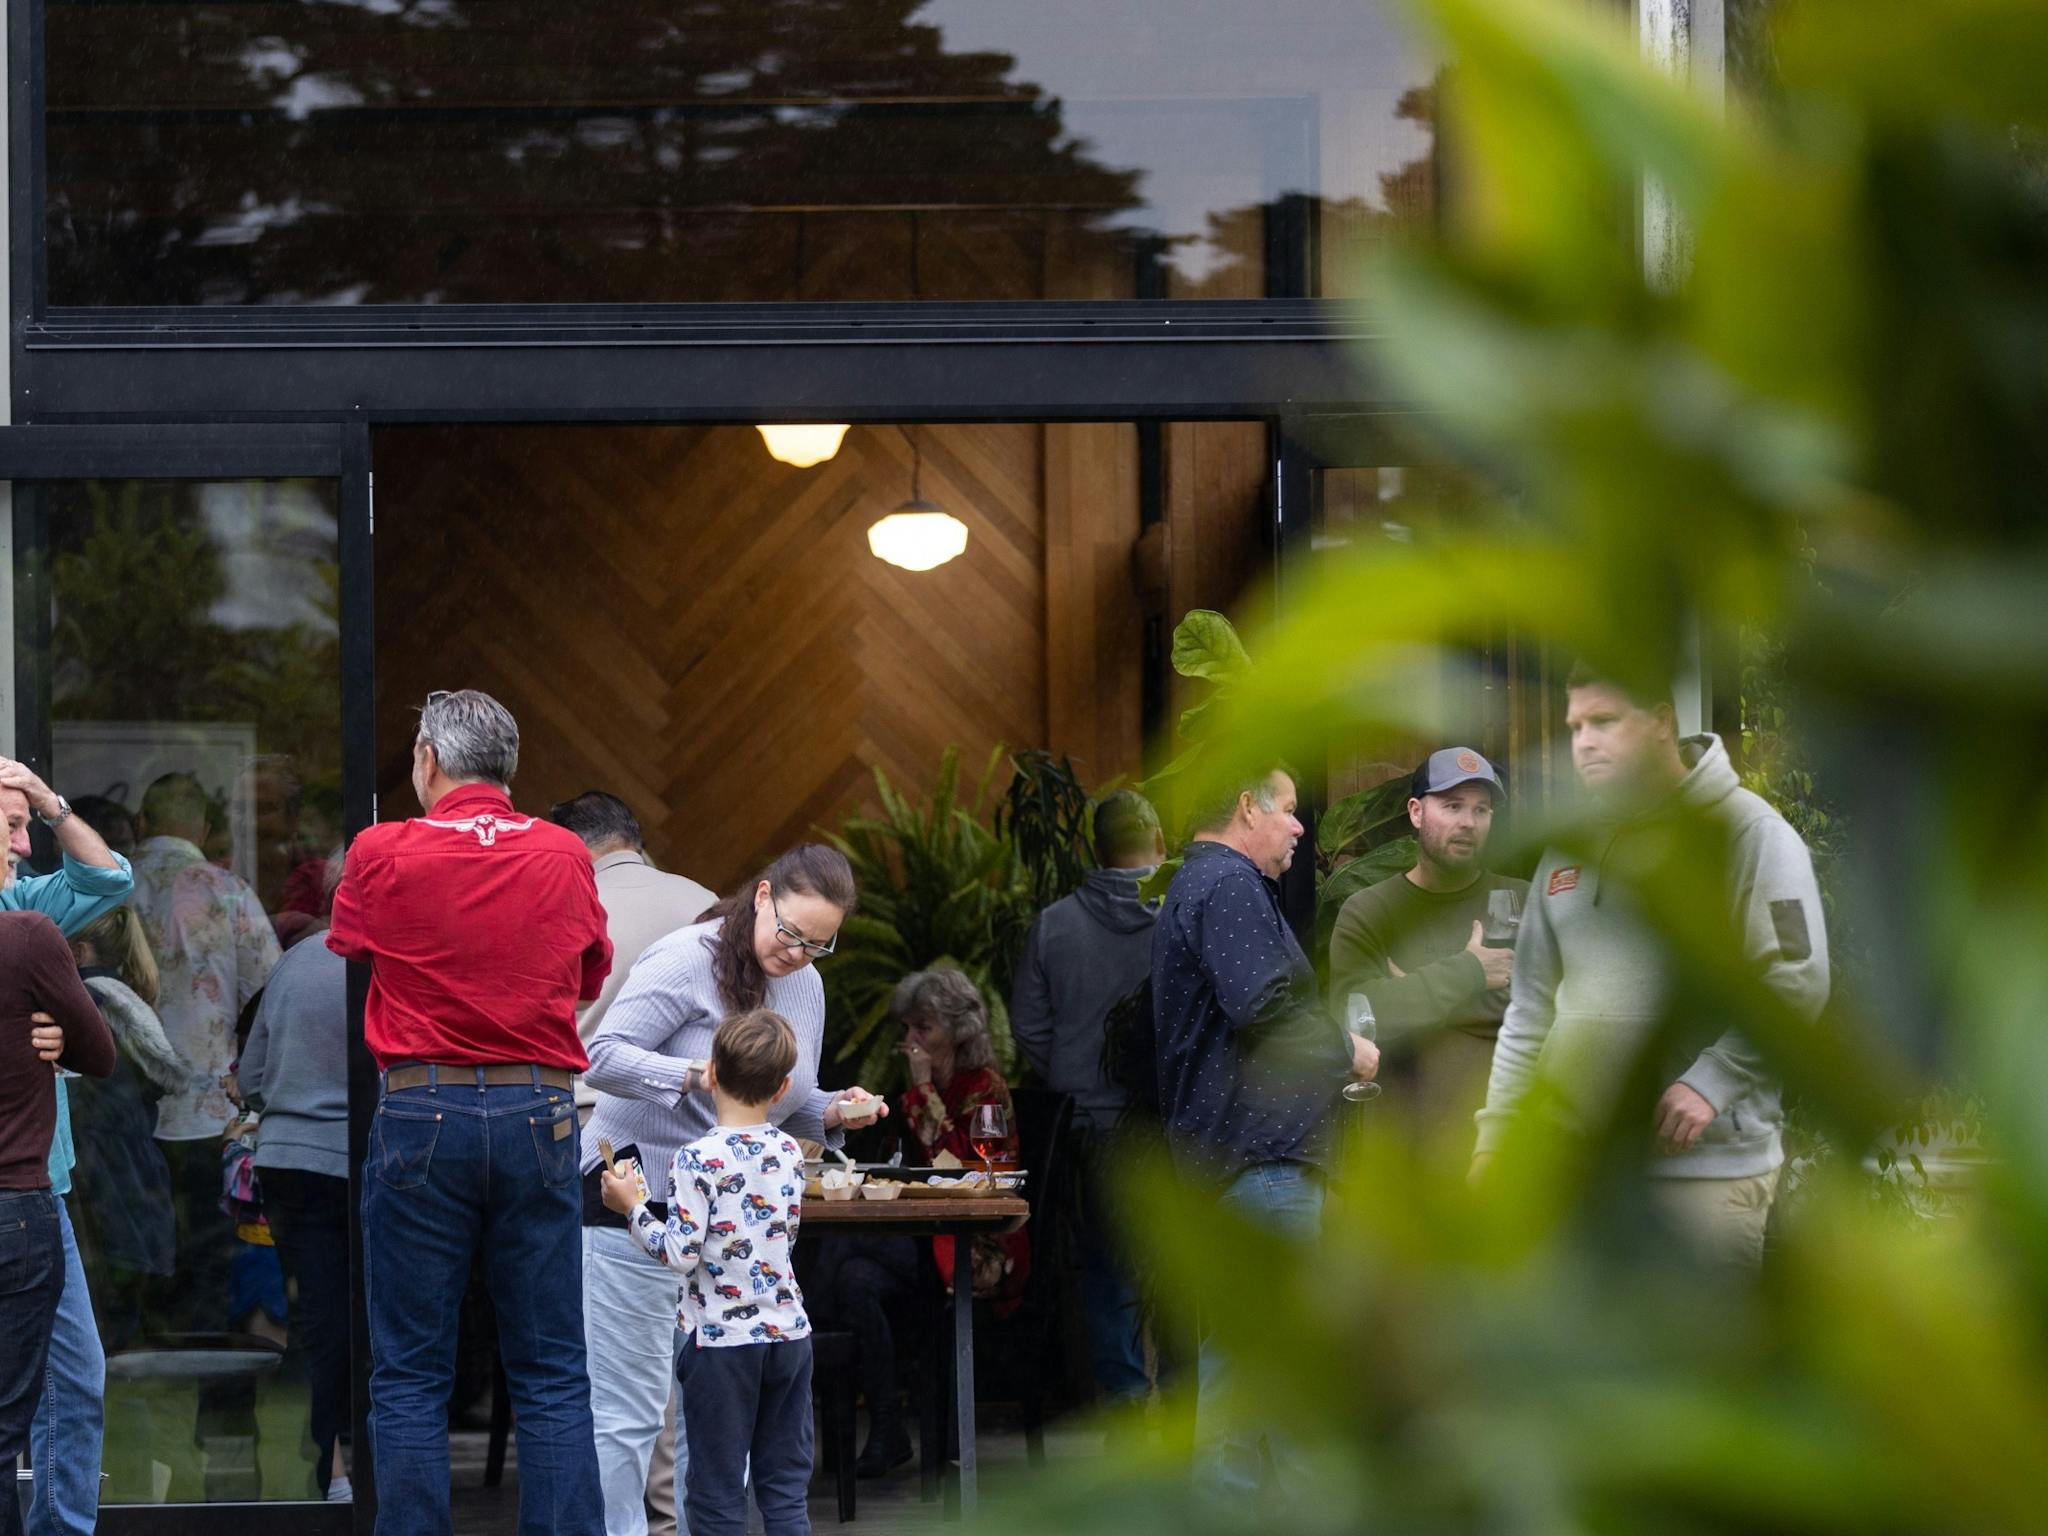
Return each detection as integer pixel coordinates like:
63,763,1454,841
1647,1168,1782,1269
645,1390,677,1536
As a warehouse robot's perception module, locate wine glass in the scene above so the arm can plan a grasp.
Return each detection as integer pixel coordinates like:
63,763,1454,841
1483,887,1524,947
1341,992,1382,1103
969,1103,1010,1189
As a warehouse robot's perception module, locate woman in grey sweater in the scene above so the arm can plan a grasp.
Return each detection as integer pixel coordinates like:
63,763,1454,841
580,844,883,1536
239,930,352,1500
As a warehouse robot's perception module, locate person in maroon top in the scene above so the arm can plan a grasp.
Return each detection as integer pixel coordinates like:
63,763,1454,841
1,910,116,1536
329,689,611,1536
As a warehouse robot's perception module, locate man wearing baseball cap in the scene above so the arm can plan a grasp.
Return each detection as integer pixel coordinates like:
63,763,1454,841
1327,748,1528,1133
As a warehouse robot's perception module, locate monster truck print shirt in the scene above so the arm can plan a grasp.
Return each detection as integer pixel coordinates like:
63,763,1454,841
626,1120,810,1347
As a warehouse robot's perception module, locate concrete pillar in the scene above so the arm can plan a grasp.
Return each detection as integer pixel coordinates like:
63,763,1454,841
1641,0,1725,738
1640,0,1725,291
2,8,14,756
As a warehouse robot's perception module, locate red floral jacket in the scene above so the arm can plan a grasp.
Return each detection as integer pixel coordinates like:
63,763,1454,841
900,1066,1031,1303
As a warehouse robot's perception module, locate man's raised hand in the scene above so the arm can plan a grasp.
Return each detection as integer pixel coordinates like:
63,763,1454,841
1465,921,1514,990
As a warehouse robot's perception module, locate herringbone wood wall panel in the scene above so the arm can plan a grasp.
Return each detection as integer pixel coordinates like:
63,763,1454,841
374,423,1208,893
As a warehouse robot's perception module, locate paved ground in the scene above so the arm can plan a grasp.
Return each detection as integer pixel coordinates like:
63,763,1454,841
447,1416,1115,1535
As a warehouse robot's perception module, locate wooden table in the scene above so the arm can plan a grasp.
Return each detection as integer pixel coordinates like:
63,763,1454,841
802,1195,1029,1519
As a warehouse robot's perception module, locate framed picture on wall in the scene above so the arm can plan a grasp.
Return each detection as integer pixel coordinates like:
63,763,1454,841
54,718,262,891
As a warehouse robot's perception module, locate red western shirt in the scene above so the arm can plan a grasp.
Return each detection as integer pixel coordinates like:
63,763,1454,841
329,784,612,1071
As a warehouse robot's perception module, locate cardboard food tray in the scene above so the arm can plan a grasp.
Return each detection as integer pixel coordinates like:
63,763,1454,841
893,1180,997,1199
879,1173,1026,1199
848,1164,947,1181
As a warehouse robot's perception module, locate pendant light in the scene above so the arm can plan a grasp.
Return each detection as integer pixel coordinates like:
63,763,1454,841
755,423,850,467
868,427,969,572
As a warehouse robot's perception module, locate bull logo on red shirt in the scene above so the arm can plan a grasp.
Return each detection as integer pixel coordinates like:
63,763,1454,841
422,812,536,847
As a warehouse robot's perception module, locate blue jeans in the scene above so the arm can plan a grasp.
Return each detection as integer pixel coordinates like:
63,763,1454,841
1194,1161,1324,1510
28,1201,104,1536
675,1335,813,1536
1073,1131,1149,1406
362,1071,601,1536
2,1190,64,1536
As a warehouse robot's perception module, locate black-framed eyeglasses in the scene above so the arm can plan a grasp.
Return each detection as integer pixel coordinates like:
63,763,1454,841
424,690,451,708
771,893,837,960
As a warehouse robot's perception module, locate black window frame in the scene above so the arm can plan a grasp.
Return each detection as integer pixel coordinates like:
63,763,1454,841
7,0,1392,425
2,421,377,1536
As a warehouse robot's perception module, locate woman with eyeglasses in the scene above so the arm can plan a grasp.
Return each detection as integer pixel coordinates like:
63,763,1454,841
580,843,880,1536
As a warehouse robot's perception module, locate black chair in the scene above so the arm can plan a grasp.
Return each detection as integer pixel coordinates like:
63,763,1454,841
810,1329,860,1521
985,1087,1076,1463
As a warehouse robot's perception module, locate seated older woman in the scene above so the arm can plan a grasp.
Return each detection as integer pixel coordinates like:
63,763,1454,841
893,967,1031,1296
807,967,1031,1478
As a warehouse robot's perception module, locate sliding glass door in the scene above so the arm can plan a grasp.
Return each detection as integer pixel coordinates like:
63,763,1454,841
3,425,371,1536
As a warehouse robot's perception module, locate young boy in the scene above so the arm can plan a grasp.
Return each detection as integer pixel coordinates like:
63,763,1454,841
602,1008,813,1536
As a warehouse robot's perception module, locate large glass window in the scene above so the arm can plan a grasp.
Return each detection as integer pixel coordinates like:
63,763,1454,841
1308,459,1569,819
44,0,1440,305
8,477,347,1507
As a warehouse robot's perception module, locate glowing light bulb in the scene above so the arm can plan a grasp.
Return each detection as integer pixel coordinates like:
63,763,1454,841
866,502,970,571
755,424,850,467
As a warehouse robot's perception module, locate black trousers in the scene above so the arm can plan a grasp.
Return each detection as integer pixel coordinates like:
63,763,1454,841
154,1138,235,1332
677,1335,814,1536
804,1232,920,1433
260,1166,352,1495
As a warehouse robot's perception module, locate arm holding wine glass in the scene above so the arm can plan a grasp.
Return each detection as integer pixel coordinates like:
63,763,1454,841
1348,1031,1382,1086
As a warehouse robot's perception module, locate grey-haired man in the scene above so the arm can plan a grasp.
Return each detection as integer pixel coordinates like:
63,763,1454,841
330,690,612,1536
1151,764,1376,1508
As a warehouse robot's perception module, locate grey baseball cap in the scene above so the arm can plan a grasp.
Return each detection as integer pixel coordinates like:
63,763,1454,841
1410,747,1505,801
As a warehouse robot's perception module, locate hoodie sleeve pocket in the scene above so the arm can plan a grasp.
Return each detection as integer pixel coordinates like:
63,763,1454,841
1769,899,1813,962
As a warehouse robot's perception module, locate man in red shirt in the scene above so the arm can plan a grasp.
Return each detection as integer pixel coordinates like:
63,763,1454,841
330,690,611,1536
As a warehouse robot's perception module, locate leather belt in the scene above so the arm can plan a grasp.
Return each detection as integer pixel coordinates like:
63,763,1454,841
383,1063,576,1093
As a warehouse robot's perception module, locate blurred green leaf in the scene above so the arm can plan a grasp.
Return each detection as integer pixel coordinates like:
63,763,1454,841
1169,608,1254,682
981,2,2048,1531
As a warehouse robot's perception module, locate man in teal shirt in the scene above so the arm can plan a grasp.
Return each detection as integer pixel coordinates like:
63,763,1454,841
3,755,134,1536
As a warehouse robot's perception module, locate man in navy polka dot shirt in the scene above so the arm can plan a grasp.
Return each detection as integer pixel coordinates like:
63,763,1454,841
1150,763,1377,1508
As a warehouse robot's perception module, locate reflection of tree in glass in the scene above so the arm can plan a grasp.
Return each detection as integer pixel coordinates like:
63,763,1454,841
46,0,1153,304
51,485,230,716
47,483,342,784
1168,82,1439,299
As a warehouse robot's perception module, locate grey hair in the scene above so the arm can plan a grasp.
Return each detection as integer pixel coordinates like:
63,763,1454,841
417,690,520,787
889,967,996,1073
1187,762,1297,837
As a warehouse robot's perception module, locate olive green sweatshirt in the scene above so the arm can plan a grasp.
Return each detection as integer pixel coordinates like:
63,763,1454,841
1327,870,1530,1048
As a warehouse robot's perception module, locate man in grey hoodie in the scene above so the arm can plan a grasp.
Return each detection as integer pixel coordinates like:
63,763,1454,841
1474,664,1830,1266
1010,790,1164,1409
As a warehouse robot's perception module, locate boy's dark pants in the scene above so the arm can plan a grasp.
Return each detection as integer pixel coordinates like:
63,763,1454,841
677,1333,814,1536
